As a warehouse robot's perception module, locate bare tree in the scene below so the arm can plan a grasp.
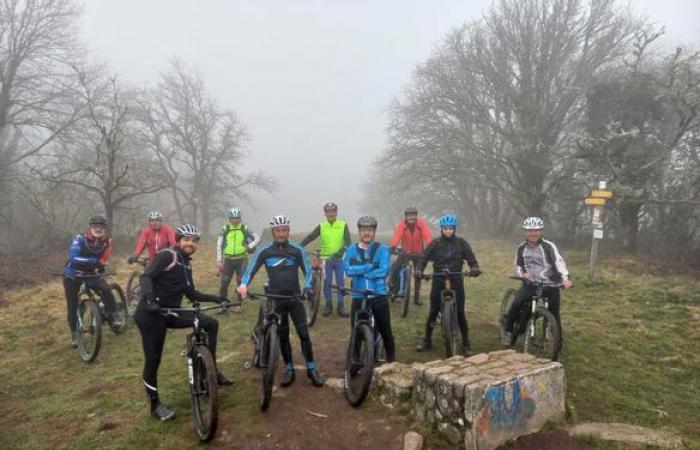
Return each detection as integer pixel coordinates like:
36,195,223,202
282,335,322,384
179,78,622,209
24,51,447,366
31,66,166,230
137,59,275,234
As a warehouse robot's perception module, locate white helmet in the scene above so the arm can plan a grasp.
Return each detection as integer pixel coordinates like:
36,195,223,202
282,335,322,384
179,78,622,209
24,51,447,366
270,215,290,228
227,208,241,219
148,211,163,220
175,224,201,239
522,217,544,230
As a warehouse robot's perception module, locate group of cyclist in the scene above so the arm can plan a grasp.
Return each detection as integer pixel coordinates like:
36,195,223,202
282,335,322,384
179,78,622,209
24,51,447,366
61,204,571,421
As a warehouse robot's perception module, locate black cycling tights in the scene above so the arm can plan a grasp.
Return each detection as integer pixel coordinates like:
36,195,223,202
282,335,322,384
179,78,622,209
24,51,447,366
134,305,219,397
425,278,469,347
275,300,314,368
350,296,396,362
63,277,116,332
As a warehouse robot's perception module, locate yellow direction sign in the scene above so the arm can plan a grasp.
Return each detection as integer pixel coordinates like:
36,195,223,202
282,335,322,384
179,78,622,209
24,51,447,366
585,198,606,206
591,190,613,199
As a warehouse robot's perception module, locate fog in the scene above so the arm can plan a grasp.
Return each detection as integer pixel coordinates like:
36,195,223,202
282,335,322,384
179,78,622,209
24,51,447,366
80,0,700,233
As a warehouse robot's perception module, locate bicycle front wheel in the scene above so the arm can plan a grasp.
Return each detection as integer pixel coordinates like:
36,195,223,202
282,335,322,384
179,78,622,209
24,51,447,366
523,308,561,361
260,323,279,411
109,283,128,334
401,266,411,318
344,323,374,407
307,271,322,327
76,298,102,363
500,288,517,346
441,296,458,358
190,345,219,441
125,271,141,316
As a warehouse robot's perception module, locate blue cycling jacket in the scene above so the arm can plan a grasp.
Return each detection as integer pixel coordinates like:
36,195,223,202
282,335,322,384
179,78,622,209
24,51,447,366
343,241,391,298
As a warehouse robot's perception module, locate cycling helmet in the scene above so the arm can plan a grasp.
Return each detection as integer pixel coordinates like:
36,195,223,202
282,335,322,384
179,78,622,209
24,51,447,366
89,215,107,226
175,224,201,239
270,215,290,228
323,202,338,212
148,211,163,220
227,207,241,219
522,217,544,230
439,213,459,228
357,215,378,228
404,206,418,215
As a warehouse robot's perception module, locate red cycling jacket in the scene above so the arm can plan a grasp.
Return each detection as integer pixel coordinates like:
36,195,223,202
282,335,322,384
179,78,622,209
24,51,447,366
390,218,432,254
134,224,176,259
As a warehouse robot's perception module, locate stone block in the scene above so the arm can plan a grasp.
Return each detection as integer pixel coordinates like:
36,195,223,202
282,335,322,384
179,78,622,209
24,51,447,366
465,353,490,365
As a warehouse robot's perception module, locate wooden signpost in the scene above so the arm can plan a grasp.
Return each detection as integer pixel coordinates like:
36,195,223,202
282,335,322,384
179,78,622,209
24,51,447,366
586,181,613,283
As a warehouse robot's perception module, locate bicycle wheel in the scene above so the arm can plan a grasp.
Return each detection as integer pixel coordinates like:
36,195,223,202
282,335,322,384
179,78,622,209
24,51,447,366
344,323,374,407
260,323,279,411
76,298,102,363
401,266,411,318
499,288,517,345
523,308,561,361
190,345,219,441
125,271,141,316
307,271,322,327
441,296,458,358
109,283,128,334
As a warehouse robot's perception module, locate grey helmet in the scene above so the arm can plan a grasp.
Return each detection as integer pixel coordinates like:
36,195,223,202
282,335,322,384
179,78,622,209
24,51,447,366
357,215,378,228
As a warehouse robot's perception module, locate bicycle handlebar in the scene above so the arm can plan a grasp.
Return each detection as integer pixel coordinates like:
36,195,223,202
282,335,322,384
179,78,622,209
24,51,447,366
247,292,304,301
331,284,375,297
421,271,477,279
160,301,242,315
509,276,563,288
56,272,114,279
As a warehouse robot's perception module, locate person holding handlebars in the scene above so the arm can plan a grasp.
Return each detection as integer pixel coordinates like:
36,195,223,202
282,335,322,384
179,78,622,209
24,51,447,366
501,217,572,346
415,213,481,356
134,224,233,422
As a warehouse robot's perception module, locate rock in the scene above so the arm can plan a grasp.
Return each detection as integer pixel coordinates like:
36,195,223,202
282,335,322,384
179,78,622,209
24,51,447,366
437,422,462,445
569,422,683,448
465,353,489,364
403,431,423,450
325,377,344,392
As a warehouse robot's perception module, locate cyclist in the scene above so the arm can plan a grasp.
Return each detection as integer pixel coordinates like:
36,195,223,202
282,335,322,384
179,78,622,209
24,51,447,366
216,207,260,302
415,213,481,356
127,211,176,265
134,224,232,422
237,215,324,388
501,217,572,346
62,215,117,347
300,202,351,317
344,215,396,362
389,206,432,305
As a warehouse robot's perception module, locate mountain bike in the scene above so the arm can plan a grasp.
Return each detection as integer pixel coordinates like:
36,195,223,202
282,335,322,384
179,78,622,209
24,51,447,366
500,277,563,361
421,270,478,358
126,258,148,316
64,273,128,363
248,291,304,411
390,250,420,318
305,250,323,327
332,285,386,407
160,299,234,442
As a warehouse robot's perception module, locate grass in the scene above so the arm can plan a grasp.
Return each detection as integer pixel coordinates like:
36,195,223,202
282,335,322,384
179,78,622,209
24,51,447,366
0,238,698,449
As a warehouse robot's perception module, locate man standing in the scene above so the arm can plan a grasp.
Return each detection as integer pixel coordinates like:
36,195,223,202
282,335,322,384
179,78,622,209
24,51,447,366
389,206,432,304
128,211,176,265
216,207,260,301
300,202,351,317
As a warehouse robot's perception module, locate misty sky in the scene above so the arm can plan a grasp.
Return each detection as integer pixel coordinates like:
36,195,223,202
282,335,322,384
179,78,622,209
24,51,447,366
81,0,700,232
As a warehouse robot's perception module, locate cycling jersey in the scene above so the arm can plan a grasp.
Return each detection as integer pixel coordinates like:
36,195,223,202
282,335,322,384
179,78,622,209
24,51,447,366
390,218,432,253
217,222,260,260
417,234,479,273
514,239,569,283
134,225,176,260
344,241,391,296
63,231,113,275
300,220,351,259
241,240,312,292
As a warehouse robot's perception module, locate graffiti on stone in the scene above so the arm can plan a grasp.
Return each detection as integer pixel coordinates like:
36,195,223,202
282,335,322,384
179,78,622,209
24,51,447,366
477,379,536,435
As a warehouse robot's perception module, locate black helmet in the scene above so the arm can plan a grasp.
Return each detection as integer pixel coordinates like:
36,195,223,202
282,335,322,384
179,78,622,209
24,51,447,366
89,215,107,226
323,202,338,212
404,206,418,215
175,224,201,239
357,215,378,228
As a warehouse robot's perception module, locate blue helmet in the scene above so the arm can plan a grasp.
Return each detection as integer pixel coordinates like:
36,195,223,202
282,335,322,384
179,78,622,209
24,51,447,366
439,213,458,228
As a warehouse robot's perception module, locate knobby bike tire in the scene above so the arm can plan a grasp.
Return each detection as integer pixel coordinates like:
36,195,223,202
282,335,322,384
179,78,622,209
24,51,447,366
77,298,102,363
401,265,412,318
524,308,561,361
500,288,517,346
260,323,279,411
307,271,322,327
125,271,140,316
190,345,219,442
344,323,375,407
441,296,458,358
109,283,128,334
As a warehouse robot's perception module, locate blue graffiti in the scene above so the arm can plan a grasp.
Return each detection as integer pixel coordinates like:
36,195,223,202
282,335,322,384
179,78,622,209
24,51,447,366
483,380,536,432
